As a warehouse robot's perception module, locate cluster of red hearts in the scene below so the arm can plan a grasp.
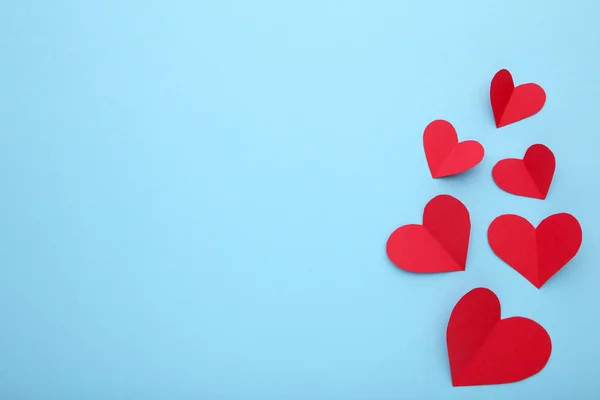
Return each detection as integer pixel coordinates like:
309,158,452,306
385,69,583,387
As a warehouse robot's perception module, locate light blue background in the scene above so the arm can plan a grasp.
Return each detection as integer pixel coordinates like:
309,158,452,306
1,1,599,399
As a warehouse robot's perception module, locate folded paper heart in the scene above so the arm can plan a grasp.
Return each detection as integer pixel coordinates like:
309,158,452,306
386,194,470,273
447,288,552,387
490,69,546,128
423,120,484,178
492,144,555,200
488,213,582,288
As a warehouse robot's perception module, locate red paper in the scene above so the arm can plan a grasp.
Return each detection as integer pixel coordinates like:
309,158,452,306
488,213,582,288
490,69,546,128
447,288,552,387
492,144,555,199
386,194,470,273
423,120,484,178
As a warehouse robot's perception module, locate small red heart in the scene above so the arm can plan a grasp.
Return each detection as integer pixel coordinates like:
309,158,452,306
492,144,555,199
488,213,582,288
447,288,552,387
490,69,546,128
386,194,470,273
423,120,484,178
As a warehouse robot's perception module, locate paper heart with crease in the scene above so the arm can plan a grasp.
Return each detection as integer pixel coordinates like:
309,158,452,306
386,194,470,273
423,120,484,178
447,288,552,387
488,213,582,288
490,69,546,128
492,144,555,199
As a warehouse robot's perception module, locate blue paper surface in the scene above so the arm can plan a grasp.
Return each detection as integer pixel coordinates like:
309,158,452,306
1,1,599,398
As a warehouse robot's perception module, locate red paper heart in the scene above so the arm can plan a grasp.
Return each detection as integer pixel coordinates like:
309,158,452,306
490,69,546,128
492,144,555,199
447,288,552,387
386,194,470,273
488,213,582,288
423,120,484,178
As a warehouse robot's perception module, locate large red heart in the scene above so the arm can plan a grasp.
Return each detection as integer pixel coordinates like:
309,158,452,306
423,120,484,178
492,144,555,200
488,213,582,288
386,194,470,273
447,288,552,387
490,69,546,128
